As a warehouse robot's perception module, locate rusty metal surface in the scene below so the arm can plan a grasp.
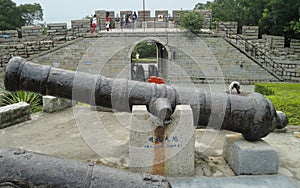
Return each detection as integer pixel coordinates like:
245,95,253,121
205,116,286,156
4,57,288,141
0,148,170,188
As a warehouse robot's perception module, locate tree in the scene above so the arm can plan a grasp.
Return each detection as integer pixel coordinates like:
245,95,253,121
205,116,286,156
210,0,300,38
0,0,24,30
132,41,157,60
259,0,300,39
178,11,205,34
18,3,43,26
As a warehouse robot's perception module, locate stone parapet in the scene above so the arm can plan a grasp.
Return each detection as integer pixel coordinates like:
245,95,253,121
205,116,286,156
0,102,30,129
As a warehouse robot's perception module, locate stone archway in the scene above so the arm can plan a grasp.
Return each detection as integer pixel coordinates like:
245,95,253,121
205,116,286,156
128,37,170,82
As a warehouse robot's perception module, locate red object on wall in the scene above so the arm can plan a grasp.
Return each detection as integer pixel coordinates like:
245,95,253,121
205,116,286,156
148,76,165,84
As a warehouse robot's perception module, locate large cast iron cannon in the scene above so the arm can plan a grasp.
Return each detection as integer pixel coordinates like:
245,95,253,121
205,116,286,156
4,57,288,141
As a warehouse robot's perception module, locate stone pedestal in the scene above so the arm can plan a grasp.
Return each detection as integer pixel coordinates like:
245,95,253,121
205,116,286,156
43,96,74,113
223,134,279,175
129,105,194,177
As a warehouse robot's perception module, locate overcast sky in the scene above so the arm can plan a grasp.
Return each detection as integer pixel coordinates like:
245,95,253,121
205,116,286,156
13,0,210,26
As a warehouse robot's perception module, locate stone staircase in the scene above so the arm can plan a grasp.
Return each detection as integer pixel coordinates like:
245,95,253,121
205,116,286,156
167,34,279,85
18,31,282,85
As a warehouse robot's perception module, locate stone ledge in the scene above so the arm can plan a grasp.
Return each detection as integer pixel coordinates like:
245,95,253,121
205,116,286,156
0,102,30,129
223,134,279,175
43,96,74,113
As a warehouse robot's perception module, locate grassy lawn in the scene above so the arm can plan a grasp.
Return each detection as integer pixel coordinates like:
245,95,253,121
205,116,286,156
132,58,157,63
255,83,300,126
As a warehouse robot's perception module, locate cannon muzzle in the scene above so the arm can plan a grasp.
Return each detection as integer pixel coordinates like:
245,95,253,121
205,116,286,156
4,57,288,141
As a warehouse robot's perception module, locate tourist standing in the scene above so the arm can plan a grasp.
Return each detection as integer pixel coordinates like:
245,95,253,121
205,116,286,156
135,53,140,63
132,11,138,28
106,12,110,31
91,14,97,33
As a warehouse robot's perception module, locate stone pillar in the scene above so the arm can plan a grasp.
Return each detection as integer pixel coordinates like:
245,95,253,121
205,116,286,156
129,105,194,177
43,96,74,113
223,134,279,175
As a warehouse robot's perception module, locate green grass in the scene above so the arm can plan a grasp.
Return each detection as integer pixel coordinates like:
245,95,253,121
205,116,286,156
255,83,300,126
132,58,157,63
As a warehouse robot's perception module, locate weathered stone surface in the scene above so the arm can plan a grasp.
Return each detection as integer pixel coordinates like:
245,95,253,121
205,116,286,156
0,102,30,129
223,134,279,175
129,105,195,177
43,95,74,113
168,175,297,188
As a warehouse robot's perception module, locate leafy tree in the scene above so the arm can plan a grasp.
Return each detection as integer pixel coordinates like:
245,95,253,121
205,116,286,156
259,0,300,39
0,0,24,29
209,0,300,38
132,41,157,59
0,0,43,30
178,11,205,33
18,3,43,26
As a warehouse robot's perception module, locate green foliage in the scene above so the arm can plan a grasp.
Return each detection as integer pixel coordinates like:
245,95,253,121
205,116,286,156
18,3,43,26
178,11,205,34
254,83,275,95
0,85,42,113
0,0,24,29
209,0,300,38
0,0,43,30
132,41,157,59
255,83,300,125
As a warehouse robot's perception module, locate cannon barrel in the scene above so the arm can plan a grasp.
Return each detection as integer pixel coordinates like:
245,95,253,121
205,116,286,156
4,57,288,141
0,148,169,187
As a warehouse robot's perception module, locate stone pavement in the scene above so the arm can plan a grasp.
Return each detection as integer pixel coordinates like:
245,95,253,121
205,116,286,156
0,105,300,187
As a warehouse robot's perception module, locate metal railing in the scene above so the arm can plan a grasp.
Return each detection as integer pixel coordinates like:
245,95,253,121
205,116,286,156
217,22,286,81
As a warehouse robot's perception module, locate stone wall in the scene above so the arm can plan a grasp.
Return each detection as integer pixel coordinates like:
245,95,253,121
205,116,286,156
137,10,151,21
217,22,238,35
242,26,259,40
71,19,91,36
21,26,43,41
30,38,92,70
291,39,300,58
0,30,19,43
0,102,30,129
47,23,67,41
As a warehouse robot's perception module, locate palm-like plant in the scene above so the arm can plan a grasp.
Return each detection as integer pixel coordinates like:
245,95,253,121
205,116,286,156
0,83,42,113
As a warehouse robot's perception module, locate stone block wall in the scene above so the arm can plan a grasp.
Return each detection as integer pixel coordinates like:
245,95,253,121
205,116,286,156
242,26,259,40
71,19,91,36
0,30,19,43
155,10,169,21
137,10,151,21
21,26,43,41
43,96,74,113
47,23,67,41
0,102,30,129
291,39,300,58
217,22,238,34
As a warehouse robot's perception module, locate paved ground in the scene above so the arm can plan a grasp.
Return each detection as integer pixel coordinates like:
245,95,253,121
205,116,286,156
0,105,300,187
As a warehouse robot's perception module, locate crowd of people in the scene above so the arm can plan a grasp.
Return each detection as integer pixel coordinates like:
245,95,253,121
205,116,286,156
91,11,139,33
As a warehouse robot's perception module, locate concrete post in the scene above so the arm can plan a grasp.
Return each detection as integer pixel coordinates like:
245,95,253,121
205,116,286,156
129,105,195,177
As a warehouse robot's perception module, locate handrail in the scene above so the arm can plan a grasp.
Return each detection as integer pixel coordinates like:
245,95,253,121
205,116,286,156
217,22,286,81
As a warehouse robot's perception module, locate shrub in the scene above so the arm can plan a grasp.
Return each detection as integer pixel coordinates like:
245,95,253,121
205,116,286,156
178,11,205,34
